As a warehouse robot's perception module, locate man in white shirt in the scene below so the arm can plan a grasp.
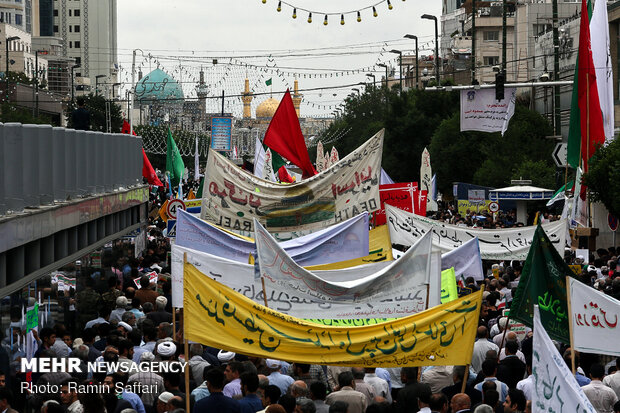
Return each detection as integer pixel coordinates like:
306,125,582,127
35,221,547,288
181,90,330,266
582,364,618,413
363,367,391,403
472,327,499,373
516,361,534,401
603,359,620,399
60,378,83,413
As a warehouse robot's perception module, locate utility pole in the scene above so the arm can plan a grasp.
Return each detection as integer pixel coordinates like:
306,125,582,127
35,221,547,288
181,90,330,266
502,0,507,72
471,0,477,84
552,0,561,135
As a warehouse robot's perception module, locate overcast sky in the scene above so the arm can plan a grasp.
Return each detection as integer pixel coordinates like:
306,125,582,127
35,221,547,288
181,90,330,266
117,0,441,117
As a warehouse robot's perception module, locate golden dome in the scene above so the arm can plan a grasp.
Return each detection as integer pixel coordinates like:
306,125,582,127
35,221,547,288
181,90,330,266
256,97,280,118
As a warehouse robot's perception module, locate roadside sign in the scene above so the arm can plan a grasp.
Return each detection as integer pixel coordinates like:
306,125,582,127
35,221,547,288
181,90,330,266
166,199,186,219
167,219,177,238
488,201,499,213
552,143,567,167
608,213,618,231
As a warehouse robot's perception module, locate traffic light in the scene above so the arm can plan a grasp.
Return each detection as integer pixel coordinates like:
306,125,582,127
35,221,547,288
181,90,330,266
495,71,505,101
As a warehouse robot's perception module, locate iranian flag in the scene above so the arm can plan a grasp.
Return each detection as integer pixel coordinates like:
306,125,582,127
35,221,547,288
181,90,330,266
567,0,605,172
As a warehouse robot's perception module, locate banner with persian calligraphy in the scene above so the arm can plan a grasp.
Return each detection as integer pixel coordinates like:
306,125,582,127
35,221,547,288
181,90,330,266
201,130,383,235
569,277,620,356
533,306,596,413
255,218,431,305
375,183,418,226
176,209,370,267
385,205,568,260
460,88,516,136
184,261,482,367
172,245,423,319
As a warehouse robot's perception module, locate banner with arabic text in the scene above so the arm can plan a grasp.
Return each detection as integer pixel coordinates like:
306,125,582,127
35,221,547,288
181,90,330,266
201,130,383,236
184,262,482,367
374,183,418,226
569,277,620,356
385,205,567,260
460,88,516,136
255,218,431,305
176,209,369,266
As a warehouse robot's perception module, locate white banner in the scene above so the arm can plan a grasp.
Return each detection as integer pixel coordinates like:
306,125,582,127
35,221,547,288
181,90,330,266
172,245,431,320
441,237,484,281
201,130,383,235
533,306,596,413
386,205,568,260
255,218,431,304
591,0,615,142
420,148,437,212
460,88,516,136
569,277,620,356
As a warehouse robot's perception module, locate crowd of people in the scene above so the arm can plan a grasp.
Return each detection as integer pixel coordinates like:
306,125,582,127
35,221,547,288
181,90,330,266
0,191,618,413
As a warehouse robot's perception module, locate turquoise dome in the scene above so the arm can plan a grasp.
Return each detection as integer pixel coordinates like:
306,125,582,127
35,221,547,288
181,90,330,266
134,68,184,103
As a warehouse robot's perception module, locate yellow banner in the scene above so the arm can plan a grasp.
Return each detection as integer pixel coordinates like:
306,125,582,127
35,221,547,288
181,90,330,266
184,262,482,367
441,268,458,304
306,225,394,270
457,200,492,217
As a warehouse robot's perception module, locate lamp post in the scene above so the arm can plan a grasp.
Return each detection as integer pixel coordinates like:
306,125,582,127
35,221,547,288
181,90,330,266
389,49,403,93
5,36,20,101
33,49,47,117
95,74,106,96
404,34,419,88
421,14,440,84
71,64,80,103
377,63,389,90
366,73,376,88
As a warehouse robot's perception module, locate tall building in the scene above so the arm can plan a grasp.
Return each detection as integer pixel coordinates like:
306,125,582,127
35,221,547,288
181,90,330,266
52,0,118,97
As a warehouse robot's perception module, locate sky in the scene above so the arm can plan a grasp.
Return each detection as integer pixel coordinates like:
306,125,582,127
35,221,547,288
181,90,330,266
117,0,442,117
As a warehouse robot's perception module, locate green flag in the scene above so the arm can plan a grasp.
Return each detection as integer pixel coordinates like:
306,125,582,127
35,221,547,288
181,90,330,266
265,78,272,86
166,128,185,187
566,0,593,169
196,176,205,198
441,267,458,304
510,224,576,343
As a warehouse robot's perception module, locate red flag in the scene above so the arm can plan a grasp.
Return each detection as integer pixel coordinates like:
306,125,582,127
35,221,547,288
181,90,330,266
263,90,317,179
122,119,137,135
277,165,295,183
142,148,163,186
577,0,605,171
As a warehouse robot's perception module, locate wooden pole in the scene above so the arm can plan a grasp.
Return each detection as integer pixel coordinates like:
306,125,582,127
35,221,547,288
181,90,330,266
566,276,577,374
172,306,176,340
498,315,511,355
461,365,470,394
182,252,191,413
425,284,430,310
260,277,269,308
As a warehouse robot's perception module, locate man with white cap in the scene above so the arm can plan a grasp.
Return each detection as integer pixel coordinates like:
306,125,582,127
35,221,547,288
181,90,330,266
147,296,173,325
218,350,236,364
127,351,164,408
266,359,294,397
157,341,177,362
156,392,174,413
111,297,129,323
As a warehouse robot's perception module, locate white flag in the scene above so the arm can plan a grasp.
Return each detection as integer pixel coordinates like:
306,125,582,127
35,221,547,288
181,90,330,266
569,277,620,356
316,141,325,172
380,168,394,185
420,148,437,212
571,167,588,228
591,0,615,141
533,306,596,413
253,137,266,179
194,136,200,181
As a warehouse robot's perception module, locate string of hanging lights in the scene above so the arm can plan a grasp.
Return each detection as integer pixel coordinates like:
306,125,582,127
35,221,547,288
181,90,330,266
261,0,405,26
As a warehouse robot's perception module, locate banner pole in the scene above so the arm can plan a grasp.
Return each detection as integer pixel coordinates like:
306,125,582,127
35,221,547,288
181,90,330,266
172,306,176,340
497,315,511,358
182,252,191,413
425,284,430,310
566,275,576,374
261,277,269,308
461,365,470,394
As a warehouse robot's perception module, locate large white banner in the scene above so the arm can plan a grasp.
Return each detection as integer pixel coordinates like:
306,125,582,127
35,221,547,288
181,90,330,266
591,0,615,142
171,245,431,320
533,306,596,413
176,209,370,266
255,217,431,306
386,205,568,260
460,88,516,136
201,130,383,235
569,277,620,356
441,237,484,281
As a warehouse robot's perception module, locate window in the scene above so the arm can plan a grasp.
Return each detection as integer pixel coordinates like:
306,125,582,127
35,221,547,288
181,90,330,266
15,13,22,25
53,9,58,16
69,25,72,32
69,41,72,48
69,9,71,16
74,9,80,16
53,24,58,32
74,41,80,48
483,31,499,41
75,57,81,65
0,12,4,22
74,25,80,32
483,56,499,66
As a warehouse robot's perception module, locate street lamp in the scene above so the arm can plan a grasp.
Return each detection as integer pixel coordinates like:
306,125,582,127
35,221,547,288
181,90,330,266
95,74,106,96
5,36,20,101
366,73,376,88
377,63,389,90
404,34,419,88
352,87,360,96
421,14,440,84
33,49,47,117
389,49,403,93
71,64,80,103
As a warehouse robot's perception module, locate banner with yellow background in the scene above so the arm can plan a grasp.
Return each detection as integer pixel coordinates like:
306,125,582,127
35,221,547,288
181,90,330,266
184,262,482,367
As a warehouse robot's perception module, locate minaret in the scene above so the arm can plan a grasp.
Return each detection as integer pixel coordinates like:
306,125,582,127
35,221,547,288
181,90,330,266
242,78,253,119
196,68,209,118
292,79,302,117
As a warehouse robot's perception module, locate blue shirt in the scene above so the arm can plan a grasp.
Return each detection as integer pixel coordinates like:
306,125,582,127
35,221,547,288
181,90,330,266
121,390,146,413
474,377,508,402
194,392,241,413
238,394,263,413
268,371,294,397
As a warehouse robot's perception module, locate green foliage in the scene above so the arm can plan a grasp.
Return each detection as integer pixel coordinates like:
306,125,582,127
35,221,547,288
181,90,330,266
582,138,620,217
66,93,123,132
0,102,51,124
510,160,556,189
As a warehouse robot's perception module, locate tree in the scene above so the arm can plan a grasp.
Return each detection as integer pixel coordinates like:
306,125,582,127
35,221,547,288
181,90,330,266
66,93,123,132
582,138,620,217
0,102,51,124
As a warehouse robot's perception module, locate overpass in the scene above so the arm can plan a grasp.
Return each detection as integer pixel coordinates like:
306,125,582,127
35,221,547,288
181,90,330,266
0,123,148,297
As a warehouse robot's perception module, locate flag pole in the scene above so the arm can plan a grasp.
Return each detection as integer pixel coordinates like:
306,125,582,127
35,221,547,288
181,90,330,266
565,275,577,374
183,253,191,413
261,277,269,308
497,315,511,357
461,366,470,393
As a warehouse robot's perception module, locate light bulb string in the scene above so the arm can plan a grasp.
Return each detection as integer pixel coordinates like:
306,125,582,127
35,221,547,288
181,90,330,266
273,0,393,17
